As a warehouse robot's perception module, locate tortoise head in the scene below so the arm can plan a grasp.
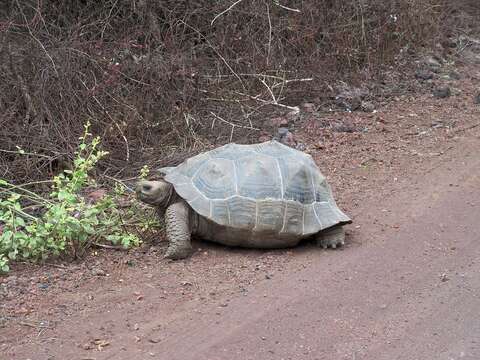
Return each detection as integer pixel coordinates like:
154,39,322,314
136,180,174,209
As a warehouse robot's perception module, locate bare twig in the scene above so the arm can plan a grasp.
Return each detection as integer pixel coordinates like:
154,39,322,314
273,1,301,13
211,0,245,25
203,73,298,81
93,242,127,250
102,175,135,192
271,77,314,88
0,148,52,159
266,2,272,65
235,91,300,112
259,78,277,103
210,112,259,142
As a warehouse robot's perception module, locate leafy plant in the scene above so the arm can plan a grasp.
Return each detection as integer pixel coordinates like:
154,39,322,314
139,165,150,179
0,122,157,273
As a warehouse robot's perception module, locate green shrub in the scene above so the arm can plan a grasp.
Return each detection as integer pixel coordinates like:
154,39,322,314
0,122,157,272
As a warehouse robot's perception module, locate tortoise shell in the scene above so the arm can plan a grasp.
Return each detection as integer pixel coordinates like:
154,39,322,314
160,141,351,237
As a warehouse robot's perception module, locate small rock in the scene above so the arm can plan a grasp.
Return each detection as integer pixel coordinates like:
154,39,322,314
295,142,306,151
278,127,289,137
474,92,480,104
433,86,451,99
332,122,357,133
92,268,106,276
423,55,442,70
38,283,49,290
431,120,445,128
335,87,368,112
440,273,449,282
450,87,462,96
448,71,461,80
360,101,375,113
277,128,296,147
94,339,110,350
148,338,161,344
415,69,434,81
336,96,361,111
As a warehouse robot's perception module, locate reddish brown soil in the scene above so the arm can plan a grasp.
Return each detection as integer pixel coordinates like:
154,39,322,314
1,59,480,359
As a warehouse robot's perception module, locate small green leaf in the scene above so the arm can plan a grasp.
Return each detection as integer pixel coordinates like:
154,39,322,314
14,217,26,228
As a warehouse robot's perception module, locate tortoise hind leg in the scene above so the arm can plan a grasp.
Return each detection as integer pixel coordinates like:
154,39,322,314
164,201,193,259
316,225,345,249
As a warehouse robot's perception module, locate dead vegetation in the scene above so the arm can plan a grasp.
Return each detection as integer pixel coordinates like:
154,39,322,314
0,0,460,183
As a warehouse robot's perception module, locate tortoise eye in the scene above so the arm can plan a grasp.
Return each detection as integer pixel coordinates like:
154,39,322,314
142,184,152,192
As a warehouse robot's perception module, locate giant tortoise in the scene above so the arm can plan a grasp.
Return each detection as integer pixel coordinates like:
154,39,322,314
137,140,351,259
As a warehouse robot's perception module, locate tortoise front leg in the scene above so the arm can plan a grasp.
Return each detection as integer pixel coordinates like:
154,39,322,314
164,201,193,259
316,225,345,249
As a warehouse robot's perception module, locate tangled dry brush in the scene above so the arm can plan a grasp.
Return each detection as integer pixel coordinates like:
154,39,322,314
0,0,452,183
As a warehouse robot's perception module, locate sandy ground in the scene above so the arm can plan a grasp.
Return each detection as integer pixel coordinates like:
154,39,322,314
1,52,480,360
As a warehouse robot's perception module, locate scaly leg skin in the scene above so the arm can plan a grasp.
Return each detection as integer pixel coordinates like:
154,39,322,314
316,226,345,249
163,201,193,259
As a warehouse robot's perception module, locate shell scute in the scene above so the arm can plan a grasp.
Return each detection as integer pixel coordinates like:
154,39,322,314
282,201,304,236
255,200,286,232
192,158,236,199
226,196,256,229
277,156,315,204
236,155,282,199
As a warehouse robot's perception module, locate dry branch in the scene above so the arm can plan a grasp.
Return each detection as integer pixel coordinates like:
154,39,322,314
210,112,259,142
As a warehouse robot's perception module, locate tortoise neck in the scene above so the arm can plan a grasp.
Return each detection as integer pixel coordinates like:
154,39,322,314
156,184,178,216
164,185,176,207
